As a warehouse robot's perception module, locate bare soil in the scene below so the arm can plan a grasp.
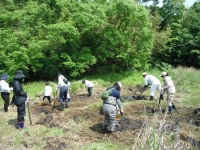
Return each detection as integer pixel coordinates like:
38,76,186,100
10,85,200,149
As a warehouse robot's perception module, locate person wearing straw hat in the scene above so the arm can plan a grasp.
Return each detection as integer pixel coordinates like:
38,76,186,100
0,73,11,112
142,72,162,100
160,72,176,114
13,70,28,129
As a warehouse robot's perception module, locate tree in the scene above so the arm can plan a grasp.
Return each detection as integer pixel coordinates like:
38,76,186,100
0,0,153,80
166,1,200,67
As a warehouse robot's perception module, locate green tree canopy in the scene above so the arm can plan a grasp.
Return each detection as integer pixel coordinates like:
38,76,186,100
0,0,153,80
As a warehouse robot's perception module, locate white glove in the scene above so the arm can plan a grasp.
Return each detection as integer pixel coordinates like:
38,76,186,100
56,88,58,91
26,97,29,102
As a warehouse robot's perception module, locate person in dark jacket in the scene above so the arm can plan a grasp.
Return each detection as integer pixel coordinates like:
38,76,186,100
13,70,27,129
102,82,123,133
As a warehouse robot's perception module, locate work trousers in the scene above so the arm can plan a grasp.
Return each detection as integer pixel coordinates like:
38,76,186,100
59,86,68,106
102,104,116,132
1,92,10,112
87,87,93,97
16,102,26,122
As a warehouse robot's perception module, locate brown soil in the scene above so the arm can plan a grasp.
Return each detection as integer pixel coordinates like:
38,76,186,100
19,85,200,149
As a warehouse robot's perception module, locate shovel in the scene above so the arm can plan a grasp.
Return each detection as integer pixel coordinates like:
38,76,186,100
27,100,32,125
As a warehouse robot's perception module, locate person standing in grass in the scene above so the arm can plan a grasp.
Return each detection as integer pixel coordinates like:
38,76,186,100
102,82,123,133
0,73,11,112
42,82,53,105
160,72,177,114
142,72,162,100
13,70,28,129
57,73,69,108
82,80,94,97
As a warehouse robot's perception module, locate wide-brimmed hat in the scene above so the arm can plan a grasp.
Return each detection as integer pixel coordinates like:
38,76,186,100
118,82,122,87
142,72,147,76
160,72,167,77
0,73,9,80
14,70,26,79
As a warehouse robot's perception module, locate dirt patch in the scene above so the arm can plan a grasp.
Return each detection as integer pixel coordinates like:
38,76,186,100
28,85,200,149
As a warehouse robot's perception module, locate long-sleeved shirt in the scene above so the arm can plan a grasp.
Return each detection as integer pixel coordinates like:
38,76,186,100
84,80,94,89
0,80,10,93
144,75,161,85
162,76,176,94
58,75,67,88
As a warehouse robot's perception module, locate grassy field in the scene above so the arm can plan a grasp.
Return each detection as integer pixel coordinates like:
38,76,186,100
0,66,200,150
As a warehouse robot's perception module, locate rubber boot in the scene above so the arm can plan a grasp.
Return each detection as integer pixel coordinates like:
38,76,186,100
102,125,108,134
150,96,154,100
172,102,176,109
168,106,173,114
17,122,24,129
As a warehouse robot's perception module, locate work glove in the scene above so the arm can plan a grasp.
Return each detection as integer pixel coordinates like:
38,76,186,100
26,97,29,102
160,94,164,100
144,85,148,89
120,109,124,116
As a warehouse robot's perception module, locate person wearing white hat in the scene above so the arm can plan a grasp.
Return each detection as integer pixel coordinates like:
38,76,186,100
102,81,123,133
142,72,162,100
160,72,176,114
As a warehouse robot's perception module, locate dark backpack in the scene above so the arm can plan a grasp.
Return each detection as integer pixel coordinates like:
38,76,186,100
60,75,68,84
62,78,68,84
100,88,114,101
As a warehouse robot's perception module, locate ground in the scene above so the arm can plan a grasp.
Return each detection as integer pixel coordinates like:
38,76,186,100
7,85,200,149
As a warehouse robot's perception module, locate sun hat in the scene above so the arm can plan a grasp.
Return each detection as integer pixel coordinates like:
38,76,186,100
142,72,147,76
14,70,26,79
160,72,167,77
118,82,122,87
0,74,9,80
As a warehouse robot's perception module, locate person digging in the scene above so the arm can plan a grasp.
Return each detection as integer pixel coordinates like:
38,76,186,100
41,82,53,106
160,72,177,114
142,72,162,101
102,82,124,133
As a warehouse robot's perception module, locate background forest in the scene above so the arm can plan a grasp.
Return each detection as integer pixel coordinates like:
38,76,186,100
0,0,200,81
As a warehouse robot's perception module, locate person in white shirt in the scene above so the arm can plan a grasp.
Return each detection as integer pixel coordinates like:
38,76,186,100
0,74,11,112
82,80,94,97
160,72,176,114
142,72,162,100
42,82,53,105
57,73,69,108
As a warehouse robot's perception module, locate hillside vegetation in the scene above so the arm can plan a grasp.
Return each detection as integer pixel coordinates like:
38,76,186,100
0,0,200,80
0,66,200,150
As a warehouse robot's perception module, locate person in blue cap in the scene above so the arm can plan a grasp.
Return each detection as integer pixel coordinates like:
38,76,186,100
0,73,11,112
13,70,28,129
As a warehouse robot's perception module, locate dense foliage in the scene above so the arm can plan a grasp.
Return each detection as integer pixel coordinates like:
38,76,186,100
0,0,153,80
0,0,200,81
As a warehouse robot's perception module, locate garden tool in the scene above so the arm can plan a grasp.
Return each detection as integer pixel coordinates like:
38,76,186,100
52,90,57,113
26,99,32,125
